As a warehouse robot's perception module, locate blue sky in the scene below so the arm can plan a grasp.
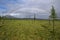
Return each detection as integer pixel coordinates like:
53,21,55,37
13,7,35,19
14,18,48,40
0,0,60,19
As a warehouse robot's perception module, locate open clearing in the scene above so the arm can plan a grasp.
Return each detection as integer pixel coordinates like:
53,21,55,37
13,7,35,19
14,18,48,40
0,20,60,40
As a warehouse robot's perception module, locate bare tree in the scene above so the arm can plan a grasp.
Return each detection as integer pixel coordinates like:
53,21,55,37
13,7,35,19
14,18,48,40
34,13,36,20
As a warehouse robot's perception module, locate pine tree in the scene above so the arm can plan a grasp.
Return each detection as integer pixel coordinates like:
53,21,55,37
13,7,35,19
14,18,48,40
0,16,2,27
50,6,57,40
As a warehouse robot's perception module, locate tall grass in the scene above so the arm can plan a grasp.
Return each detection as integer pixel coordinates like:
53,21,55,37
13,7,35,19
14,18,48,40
0,19,60,40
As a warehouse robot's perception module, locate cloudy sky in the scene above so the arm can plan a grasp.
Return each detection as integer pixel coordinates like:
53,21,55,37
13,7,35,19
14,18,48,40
0,0,60,19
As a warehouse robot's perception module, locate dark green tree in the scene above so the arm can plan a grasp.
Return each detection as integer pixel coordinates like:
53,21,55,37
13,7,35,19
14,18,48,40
50,6,57,40
0,16,2,27
0,16,5,27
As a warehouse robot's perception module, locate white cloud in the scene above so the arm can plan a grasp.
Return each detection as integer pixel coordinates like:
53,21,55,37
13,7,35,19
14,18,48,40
23,0,51,4
1,0,51,18
5,0,52,13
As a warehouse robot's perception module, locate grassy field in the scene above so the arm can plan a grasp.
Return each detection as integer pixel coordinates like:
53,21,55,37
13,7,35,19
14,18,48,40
0,19,60,40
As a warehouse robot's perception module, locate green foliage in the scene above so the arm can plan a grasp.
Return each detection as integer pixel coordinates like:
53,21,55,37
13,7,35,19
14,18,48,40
49,6,57,40
50,6,57,19
0,16,2,20
0,19,60,40
0,16,5,28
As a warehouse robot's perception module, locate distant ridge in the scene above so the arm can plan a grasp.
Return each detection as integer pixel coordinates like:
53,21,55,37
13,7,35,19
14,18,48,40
2,15,16,18
1,15,60,20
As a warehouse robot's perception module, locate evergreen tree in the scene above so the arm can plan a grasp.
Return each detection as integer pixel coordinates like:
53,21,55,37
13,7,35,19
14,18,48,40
50,6,57,40
0,16,2,27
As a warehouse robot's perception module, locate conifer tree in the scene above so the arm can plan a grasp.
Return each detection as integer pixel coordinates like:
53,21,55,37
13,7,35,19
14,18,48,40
50,6,57,40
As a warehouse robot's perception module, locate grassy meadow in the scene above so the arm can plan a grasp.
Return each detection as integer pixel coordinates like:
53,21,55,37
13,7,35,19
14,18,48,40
0,19,60,40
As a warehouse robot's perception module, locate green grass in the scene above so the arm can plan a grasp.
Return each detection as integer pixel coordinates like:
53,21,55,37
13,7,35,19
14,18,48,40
0,19,60,40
